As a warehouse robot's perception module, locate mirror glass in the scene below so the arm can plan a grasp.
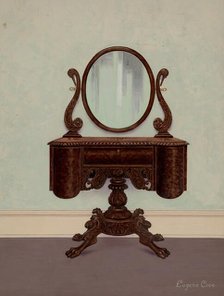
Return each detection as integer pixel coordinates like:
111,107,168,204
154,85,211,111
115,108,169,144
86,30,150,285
85,51,151,129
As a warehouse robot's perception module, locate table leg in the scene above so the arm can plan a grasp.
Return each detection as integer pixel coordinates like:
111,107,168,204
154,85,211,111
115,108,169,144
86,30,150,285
66,208,103,258
133,209,170,259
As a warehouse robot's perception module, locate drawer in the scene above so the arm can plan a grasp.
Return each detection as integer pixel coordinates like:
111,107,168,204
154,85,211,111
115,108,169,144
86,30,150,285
84,147,154,165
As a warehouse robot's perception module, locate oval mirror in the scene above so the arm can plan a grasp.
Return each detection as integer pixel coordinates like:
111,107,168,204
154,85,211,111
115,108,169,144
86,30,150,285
82,46,155,132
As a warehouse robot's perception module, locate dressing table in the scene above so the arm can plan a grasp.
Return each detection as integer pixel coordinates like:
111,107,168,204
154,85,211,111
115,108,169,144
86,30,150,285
49,46,188,259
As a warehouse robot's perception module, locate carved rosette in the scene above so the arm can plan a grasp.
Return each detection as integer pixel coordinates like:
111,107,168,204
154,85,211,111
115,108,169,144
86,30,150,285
154,68,173,138
63,68,83,137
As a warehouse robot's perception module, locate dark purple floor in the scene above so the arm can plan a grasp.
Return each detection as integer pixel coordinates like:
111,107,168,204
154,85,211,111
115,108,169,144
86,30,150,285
0,238,223,296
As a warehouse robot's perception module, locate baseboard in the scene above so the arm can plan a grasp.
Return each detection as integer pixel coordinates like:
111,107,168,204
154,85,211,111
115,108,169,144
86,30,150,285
0,210,223,238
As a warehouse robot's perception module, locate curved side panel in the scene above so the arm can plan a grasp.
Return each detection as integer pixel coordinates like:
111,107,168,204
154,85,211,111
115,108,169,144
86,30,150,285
156,146,187,199
52,147,81,198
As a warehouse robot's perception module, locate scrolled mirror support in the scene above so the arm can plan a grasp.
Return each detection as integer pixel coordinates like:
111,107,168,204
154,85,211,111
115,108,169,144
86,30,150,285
153,68,173,138
63,68,83,137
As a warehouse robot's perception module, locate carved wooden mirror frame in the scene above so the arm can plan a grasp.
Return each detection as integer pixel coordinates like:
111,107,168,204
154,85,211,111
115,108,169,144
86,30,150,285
82,46,155,132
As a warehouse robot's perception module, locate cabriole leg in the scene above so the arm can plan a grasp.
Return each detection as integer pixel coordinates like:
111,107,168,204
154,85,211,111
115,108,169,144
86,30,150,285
65,208,103,258
133,209,170,259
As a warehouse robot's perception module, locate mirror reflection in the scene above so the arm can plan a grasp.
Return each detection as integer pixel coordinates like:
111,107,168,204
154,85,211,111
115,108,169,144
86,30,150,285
86,51,151,129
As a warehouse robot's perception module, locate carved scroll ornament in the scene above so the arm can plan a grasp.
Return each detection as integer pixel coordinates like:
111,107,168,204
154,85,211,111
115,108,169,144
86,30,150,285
63,68,83,137
81,167,152,191
154,68,173,138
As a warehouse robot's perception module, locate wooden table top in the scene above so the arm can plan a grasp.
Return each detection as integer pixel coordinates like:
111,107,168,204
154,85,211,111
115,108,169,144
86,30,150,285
49,136,188,147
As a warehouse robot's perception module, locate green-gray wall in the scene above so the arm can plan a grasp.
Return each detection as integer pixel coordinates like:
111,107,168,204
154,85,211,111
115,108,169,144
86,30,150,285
0,0,223,210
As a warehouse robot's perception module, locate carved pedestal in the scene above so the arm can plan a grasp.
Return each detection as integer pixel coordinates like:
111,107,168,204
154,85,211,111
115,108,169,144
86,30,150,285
65,170,170,259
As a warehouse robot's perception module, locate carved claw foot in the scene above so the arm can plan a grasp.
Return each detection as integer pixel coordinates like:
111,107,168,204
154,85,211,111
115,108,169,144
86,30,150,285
155,247,170,259
66,236,98,258
66,246,82,258
139,237,170,259
148,242,170,259
66,232,99,258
